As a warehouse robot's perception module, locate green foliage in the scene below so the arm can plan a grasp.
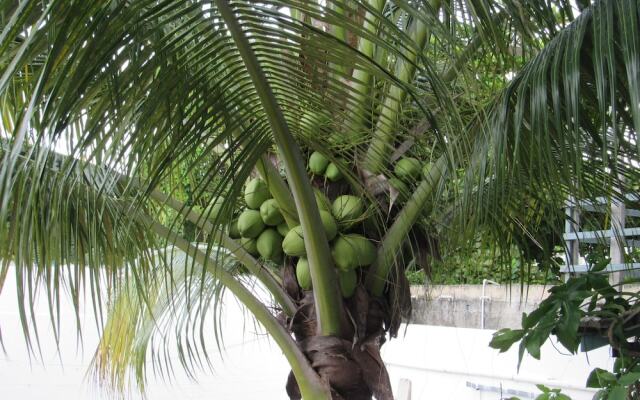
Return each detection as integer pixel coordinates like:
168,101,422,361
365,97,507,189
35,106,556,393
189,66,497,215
406,269,427,285
490,264,640,399
2,0,640,397
429,240,558,285
533,385,572,400
586,366,640,400
490,273,612,363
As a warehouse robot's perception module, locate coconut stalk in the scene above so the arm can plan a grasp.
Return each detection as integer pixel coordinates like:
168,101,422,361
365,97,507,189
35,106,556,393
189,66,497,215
364,0,441,174
328,0,348,78
214,0,345,336
345,0,386,136
359,24,500,293
255,157,299,227
366,154,446,296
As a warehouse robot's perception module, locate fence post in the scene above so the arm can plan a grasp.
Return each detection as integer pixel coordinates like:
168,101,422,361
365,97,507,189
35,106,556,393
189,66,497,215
397,378,412,400
564,197,580,280
610,197,626,284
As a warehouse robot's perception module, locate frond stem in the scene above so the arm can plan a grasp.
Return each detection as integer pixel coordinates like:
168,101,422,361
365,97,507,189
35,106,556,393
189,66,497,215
214,0,346,336
365,156,445,295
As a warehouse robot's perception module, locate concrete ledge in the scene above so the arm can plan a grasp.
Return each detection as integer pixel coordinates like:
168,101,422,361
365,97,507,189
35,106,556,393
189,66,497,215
409,285,551,329
409,284,640,329
410,284,552,302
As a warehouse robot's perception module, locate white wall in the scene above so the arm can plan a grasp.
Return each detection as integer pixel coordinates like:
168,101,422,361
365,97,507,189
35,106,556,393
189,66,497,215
383,325,612,400
0,270,291,400
1,271,613,400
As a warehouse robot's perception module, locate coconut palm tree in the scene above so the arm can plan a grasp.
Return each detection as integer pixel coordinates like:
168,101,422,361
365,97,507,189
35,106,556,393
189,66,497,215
0,0,639,399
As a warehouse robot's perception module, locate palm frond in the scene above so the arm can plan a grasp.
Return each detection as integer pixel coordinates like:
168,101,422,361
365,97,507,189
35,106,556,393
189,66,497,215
462,0,640,262
0,141,157,351
91,244,239,394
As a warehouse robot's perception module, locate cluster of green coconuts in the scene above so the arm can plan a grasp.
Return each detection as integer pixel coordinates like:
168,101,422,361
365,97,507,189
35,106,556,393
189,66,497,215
226,150,428,298
226,153,380,299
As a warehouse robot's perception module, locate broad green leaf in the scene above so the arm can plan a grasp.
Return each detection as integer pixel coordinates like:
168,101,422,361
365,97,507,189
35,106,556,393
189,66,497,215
617,372,640,386
536,384,551,393
489,329,525,352
525,333,543,360
523,301,556,329
586,368,617,388
590,257,610,272
587,368,605,388
607,386,627,400
555,303,582,352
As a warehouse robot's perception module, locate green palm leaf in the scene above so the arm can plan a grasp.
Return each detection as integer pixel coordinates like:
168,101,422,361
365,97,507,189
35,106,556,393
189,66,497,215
462,0,640,263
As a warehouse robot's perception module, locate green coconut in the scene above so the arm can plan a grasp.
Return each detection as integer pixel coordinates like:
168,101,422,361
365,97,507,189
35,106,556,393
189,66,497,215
331,235,358,271
338,269,358,298
324,162,344,182
259,198,284,226
240,237,259,257
244,178,271,209
313,188,332,211
237,209,265,238
257,228,284,261
355,237,377,266
319,210,338,241
309,151,329,175
331,234,377,271
394,157,422,181
228,218,241,239
331,195,365,227
282,225,306,256
296,258,312,290
276,223,290,237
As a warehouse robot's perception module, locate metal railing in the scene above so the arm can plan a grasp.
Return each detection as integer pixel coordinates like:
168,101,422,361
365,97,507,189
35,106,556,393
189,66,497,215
561,194,640,282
